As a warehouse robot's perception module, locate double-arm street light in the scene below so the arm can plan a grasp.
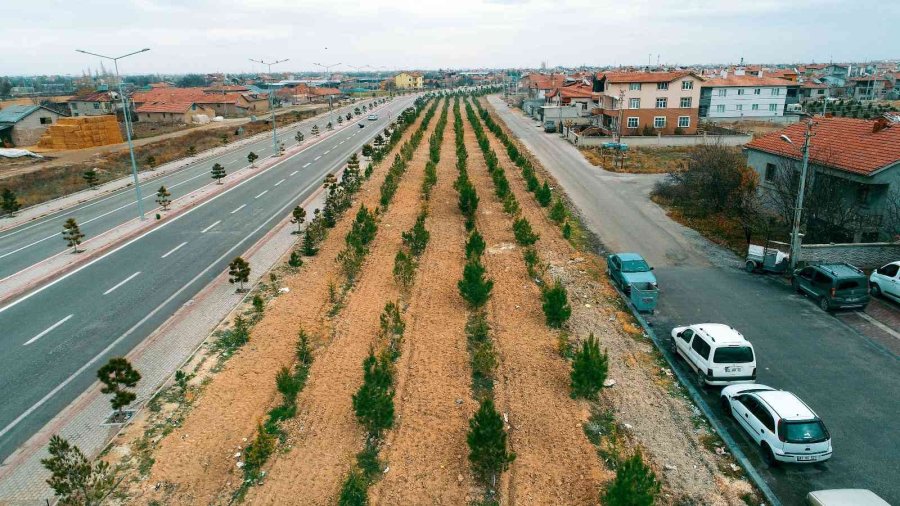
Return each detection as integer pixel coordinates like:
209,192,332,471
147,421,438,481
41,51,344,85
75,47,150,220
249,58,289,154
313,62,342,127
780,117,816,269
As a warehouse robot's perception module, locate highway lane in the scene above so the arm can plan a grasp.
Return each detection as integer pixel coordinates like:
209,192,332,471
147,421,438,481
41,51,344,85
487,95,899,505
0,98,391,280
0,96,418,461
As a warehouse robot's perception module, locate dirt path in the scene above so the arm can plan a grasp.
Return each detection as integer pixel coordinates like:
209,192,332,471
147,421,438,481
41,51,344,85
246,112,439,505
462,107,605,505
369,117,477,505
142,112,429,505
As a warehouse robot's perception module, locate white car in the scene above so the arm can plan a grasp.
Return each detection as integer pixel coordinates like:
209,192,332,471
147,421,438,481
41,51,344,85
869,261,900,302
671,324,756,386
368,114,378,121
807,489,890,506
721,384,832,465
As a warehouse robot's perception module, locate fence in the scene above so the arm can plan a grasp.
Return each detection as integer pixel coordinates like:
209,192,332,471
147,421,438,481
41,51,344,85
565,130,753,148
799,241,900,269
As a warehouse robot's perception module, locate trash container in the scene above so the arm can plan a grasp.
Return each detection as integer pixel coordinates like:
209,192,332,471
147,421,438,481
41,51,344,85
629,282,658,314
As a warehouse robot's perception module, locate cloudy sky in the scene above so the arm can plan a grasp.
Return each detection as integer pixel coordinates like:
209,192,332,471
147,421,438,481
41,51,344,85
3,0,897,76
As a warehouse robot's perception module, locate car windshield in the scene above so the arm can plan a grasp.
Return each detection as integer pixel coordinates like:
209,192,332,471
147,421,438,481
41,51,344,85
621,259,650,273
712,346,754,363
780,420,829,443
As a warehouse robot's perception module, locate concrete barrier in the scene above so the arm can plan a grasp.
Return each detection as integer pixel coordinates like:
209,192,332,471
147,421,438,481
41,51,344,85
567,130,752,148
800,242,900,269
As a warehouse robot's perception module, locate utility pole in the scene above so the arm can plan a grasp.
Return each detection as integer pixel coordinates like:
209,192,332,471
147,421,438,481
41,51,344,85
314,62,342,127
615,89,626,170
249,58,289,154
782,117,815,269
76,47,150,220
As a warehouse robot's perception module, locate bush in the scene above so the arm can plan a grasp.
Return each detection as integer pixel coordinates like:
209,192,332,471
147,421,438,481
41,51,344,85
465,230,486,260
401,212,430,257
541,280,571,328
570,334,608,399
535,181,552,207
602,452,661,506
288,250,303,268
352,350,395,436
393,250,416,289
458,259,493,308
512,217,539,246
276,366,301,403
502,194,520,215
243,423,276,481
296,329,313,367
467,398,515,483
549,199,567,223
522,247,541,278
337,468,368,506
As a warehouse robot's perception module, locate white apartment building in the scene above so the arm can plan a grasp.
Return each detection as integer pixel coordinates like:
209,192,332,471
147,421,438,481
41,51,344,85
699,73,790,121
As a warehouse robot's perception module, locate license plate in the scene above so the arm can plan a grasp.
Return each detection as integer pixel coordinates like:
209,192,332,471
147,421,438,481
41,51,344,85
797,455,817,462
725,367,742,373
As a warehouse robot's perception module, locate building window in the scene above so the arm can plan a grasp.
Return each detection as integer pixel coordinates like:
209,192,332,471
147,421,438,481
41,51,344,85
629,98,640,109
93,103,100,109
717,89,726,96
771,88,781,96
657,82,669,90
752,104,759,110
680,97,692,108
656,97,667,108
765,163,777,182
653,116,666,128
736,104,743,111
627,117,639,128
716,104,725,113
769,103,777,111
677,116,690,128
754,88,761,95
738,89,746,95
71,103,78,110
39,117,53,125
681,80,694,90
857,185,870,204
629,83,641,91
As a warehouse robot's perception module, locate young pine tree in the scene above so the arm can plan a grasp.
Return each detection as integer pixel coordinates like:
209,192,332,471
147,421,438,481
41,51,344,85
41,435,115,505
291,205,306,234
602,452,661,506
465,230,486,260
570,333,609,399
247,151,259,167
352,349,395,436
302,228,319,256
155,185,171,211
228,256,251,292
1,188,21,216
512,217,539,246
82,168,99,188
535,181,552,207
541,280,572,328
467,398,515,484
458,259,493,309
211,162,226,184
96,357,141,416
62,218,85,253
312,124,320,136
549,198,567,223
295,131,305,143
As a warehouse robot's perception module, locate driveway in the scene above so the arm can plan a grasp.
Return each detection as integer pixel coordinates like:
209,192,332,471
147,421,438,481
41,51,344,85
488,95,900,505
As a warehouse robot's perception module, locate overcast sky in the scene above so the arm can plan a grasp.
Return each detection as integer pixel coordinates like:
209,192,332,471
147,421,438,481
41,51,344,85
3,0,897,76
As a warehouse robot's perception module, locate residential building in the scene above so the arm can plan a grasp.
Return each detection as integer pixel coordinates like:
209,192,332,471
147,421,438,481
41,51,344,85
394,72,424,89
132,87,269,119
699,74,791,120
67,91,117,117
848,76,890,101
134,101,216,124
745,116,900,242
519,73,568,100
0,104,62,146
592,71,703,135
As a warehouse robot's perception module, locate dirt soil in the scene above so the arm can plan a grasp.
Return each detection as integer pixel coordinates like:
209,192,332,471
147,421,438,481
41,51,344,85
137,111,431,504
580,145,693,174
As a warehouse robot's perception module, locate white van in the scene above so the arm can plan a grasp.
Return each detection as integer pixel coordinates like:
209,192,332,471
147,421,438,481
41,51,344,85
671,323,756,386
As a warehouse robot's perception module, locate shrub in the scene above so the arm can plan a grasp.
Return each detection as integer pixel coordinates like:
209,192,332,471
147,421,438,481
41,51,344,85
243,423,276,481
465,230,486,260
337,468,368,506
458,259,493,309
570,334,608,399
522,247,541,278
549,199,567,223
302,229,319,256
502,194,520,215
602,452,661,506
467,398,515,483
347,206,378,248
466,312,490,343
276,366,301,403
252,294,264,316
401,213,430,257
296,329,313,367
512,217,539,246
541,280,571,328
470,340,497,382
562,221,572,240
393,250,416,289
458,181,479,224
535,181,552,207
352,350,395,436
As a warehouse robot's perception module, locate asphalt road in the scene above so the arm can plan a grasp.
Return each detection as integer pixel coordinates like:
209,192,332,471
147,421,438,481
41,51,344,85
0,95,417,461
0,99,387,280
488,95,899,505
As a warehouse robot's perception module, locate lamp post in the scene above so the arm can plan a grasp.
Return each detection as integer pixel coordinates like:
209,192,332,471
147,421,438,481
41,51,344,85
75,47,149,220
249,58,289,154
780,117,815,269
313,62,341,127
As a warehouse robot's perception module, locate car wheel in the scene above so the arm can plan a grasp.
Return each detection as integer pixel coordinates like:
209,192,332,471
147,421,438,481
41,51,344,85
720,396,731,414
669,337,678,355
761,443,778,467
697,370,707,388
819,297,831,312
745,261,757,273
870,283,881,297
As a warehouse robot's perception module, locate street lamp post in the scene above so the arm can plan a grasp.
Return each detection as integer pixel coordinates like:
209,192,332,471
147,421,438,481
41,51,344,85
781,117,815,269
314,62,342,127
249,58,289,154
76,47,149,220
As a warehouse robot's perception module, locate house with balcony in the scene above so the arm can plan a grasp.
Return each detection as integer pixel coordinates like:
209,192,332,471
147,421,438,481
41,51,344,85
591,71,703,135
699,73,791,121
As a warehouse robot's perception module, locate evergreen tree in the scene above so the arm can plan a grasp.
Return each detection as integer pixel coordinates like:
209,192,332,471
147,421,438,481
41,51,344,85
211,162,226,184
288,250,303,268
145,155,156,168
535,181,552,207
247,151,259,167
187,145,197,156
291,205,306,234
1,188,21,216
512,217,539,246
228,256,251,291
62,218,84,253
312,124,320,136
467,398,515,483
337,115,343,124
337,468,368,506
41,435,115,506
352,349,395,436
302,228,319,256
346,113,352,121
549,198,567,223
96,357,141,416
602,452,661,506
155,185,171,211
401,213,429,257
465,230,486,260
541,280,571,328
83,168,99,188
458,259,493,309
570,334,608,399
295,131,305,143
361,144,373,157
327,121,334,131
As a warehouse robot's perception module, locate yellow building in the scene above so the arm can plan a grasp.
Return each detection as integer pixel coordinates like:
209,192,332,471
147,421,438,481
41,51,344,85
394,72,424,89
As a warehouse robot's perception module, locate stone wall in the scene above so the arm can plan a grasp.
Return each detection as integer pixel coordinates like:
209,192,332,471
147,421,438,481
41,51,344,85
800,242,900,269
567,130,753,148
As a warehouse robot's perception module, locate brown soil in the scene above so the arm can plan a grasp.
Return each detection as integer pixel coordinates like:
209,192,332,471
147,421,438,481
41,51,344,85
245,111,439,505
368,114,477,504
462,106,607,505
140,110,430,504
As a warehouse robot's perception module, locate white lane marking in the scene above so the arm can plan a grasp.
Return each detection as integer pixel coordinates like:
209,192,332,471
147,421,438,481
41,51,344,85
230,204,246,214
314,156,321,161
323,150,330,155
160,241,188,258
230,158,239,163
303,163,311,168
274,179,285,187
290,171,298,176
23,314,74,346
255,190,268,199
346,136,352,140
339,141,345,145
0,171,325,440
103,271,141,296
201,220,221,233
856,311,900,340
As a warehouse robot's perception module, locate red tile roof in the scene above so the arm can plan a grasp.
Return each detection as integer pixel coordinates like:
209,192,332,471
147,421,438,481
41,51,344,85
599,71,694,83
745,117,900,176
522,73,567,90
68,91,113,103
701,76,793,87
135,101,195,113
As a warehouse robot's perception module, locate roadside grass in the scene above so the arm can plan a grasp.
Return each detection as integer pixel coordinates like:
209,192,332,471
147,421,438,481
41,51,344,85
579,145,694,174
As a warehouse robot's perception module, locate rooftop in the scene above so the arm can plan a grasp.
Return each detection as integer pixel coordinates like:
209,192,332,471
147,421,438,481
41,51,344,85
702,76,793,88
0,104,52,124
68,91,113,103
756,390,815,421
599,71,694,84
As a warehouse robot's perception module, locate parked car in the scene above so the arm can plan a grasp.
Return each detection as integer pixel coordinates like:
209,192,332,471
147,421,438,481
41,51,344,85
368,113,378,121
607,252,656,294
806,489,890,506
543,120,557,133
671,324,756,386
720,384,832,465
792,263,869,312
869,261,900,302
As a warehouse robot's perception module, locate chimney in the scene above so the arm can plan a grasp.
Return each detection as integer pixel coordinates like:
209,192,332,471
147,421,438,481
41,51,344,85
720,69,728,79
